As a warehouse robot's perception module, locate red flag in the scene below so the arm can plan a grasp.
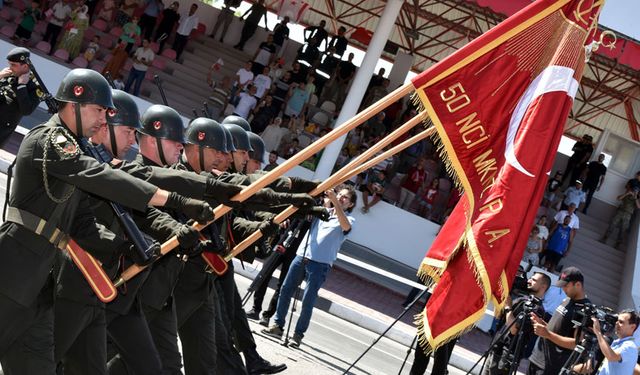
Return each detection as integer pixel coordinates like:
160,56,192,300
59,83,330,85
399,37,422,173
411,0,605,351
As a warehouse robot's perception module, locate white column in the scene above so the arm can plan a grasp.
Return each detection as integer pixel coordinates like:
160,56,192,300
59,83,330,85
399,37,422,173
388,52,414,89
313,0,404,180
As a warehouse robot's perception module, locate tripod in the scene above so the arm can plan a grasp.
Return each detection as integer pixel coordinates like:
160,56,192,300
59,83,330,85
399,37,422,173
559,332,600,375
343,287,431,374
466,305,532,375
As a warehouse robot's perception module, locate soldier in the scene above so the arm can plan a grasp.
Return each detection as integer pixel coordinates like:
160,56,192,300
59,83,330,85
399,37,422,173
246,131,265,174
0,69,213,374
0,47,41,145
54,90,203,375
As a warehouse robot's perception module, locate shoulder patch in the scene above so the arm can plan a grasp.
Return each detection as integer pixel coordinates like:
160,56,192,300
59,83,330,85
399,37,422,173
48,127,81,160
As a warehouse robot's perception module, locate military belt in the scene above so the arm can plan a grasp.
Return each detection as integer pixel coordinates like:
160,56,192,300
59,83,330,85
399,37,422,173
5,207,69,249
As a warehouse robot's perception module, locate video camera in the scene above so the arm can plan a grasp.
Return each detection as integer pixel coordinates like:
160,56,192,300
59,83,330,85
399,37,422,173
572,303,618,335
511,264,533,296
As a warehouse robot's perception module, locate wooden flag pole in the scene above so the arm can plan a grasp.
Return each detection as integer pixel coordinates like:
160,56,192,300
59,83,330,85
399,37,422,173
113,82,414,287
223,119,435,262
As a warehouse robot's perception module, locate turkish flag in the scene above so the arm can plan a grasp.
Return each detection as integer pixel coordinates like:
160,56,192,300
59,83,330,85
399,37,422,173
277,0,310,23
411,0,605,352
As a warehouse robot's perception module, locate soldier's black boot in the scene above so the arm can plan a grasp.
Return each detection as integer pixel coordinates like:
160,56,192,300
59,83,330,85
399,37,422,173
244,346,287,375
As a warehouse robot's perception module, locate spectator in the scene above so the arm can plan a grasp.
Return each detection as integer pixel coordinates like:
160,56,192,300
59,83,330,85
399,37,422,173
57,5,89,60
263,151,279,171
561,180,586,210
95,0,116,23
542,171,563,208
139,0,164,40
360,169,386,214
582,153,607,214
268,59,285,81
304,75,316,98
562,134,593,185
230,60,254,101
323,52,356,105
252,34,276,76
82,35,100,62
114,0,138,26
417,179,439,219
601,184,640,248
234,0,268,51
296,38,320,69
327,26,348,57
366,67,386,92
280,138,299,159
362,77,389,109
303,20,328,50
13,1,41,44
102,40,129,78
253,66,272,100
172,3,199,62
42,0,72,51
288,61,306,84
209,0,240,42
627,171,640,192
261,117,287,152
262,185,356,348
536,215,549,242
398,157,426,210
119,15,141,53
154,1,179,51
232,84,258,120
112,73,125,90
522,226,543,265
529,267,590,375
251,95,277,133
315,46,339,96
284,82,310,119
124,38,154,96
364,112,386,140
581,310,638,375
272,16,290,56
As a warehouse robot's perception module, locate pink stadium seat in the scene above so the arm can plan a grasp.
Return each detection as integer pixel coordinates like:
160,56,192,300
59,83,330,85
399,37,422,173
149,42,159,54
160,48,176,60
53,49,69,61
34,40,51,54
98,34,116,49
83,27,96,42
151,58,166,71
89,60,106,73
34,20,47,35
0,25,16,38
72,56,88,68
0,8,13,21
109,26,123,38
92,19,108,32
145,69,155,81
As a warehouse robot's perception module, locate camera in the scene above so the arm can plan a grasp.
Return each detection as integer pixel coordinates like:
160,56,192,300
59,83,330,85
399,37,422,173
511,264,532,296
572,303,617,334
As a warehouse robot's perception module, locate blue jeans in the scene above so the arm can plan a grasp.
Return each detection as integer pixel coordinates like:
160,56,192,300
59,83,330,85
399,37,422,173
273,255,330,337
124,67,146,96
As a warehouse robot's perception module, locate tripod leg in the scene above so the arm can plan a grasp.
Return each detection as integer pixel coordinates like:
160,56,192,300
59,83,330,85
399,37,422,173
398,335,418,375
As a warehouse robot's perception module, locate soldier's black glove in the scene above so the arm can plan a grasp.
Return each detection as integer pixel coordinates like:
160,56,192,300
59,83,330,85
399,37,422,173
199,238,227,255
175,225,202,257
289,177,320,193
165,192,215,223
278,192,316,208
296,206,330,221
258,219,280,237
122,241,161,266
205,177,243,206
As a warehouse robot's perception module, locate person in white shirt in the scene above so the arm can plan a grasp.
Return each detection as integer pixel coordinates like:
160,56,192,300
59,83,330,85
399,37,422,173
253,66,272,99
43,0,72,50
232,85,258,120
172,3,199,62
124,39,154,96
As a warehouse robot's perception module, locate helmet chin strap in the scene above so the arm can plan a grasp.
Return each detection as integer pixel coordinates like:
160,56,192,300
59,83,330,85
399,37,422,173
108,125,119,158
156,138,168,166
198,146,205,173
74,103,84,139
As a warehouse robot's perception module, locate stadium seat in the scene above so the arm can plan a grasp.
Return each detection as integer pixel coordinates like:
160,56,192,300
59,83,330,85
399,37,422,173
34,40,51,54
320,100,336,113
92,19,108,32
160,48,176,60
310,111,329,127
0,25,16,38
72,56,88,68
53,49,70,61
0,8,13,22
109,26,123,38
151,58,166,72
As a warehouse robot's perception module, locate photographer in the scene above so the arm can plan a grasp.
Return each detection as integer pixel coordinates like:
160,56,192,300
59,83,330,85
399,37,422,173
529,267,590,375
582,310,638,375
482,272,551,375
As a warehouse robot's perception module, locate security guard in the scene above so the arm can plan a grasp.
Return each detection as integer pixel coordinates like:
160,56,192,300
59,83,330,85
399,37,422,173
0,47,41,145
54,90,203,375
0,68,213,374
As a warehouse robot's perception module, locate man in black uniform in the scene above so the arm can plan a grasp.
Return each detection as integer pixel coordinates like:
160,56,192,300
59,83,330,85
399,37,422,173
528,267,590,375
0,47,41,145
0,68,213,374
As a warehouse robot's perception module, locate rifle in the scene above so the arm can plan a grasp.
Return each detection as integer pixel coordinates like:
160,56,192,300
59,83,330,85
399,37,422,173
104,72,116,89
25,58,58,113
203,102,212,119
153,74,169,106
79,138,158,266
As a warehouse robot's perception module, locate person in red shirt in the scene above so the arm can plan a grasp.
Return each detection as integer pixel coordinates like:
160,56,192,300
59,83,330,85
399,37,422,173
417,179,439,219
398,157,427,210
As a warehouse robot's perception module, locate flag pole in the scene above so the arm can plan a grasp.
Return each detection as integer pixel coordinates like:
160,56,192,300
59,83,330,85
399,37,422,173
113,82,414,287
223,120,435,261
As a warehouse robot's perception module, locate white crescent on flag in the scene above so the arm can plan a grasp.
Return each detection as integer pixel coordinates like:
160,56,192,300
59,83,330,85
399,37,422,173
505,65,580,177
277,0,310,23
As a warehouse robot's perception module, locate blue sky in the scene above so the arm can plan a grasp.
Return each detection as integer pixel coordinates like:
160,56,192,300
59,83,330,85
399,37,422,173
599,0,639,40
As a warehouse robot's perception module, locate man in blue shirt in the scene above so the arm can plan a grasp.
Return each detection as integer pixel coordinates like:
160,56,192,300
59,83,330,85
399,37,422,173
561,180,587,210
262,184,357,348
574,310,638,374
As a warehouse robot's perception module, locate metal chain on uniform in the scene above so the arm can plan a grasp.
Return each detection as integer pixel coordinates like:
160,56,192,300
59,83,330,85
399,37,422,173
42,126,80,203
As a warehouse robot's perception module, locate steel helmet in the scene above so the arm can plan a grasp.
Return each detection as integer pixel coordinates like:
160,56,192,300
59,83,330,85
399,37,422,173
107,90,141,128
139,105,185,143
185,117,228,152
222,126,237,152
222,123,253,152
221,115,251,132
247,132,265,163
55,68,114,108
